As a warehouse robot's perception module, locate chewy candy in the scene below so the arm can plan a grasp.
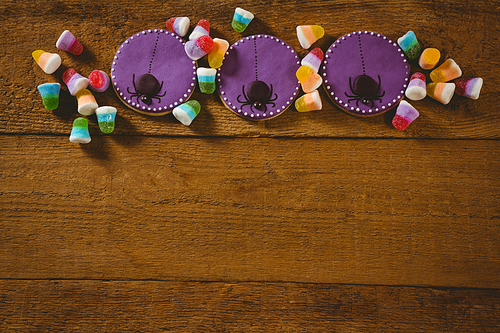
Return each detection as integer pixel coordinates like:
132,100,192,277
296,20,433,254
185,35,214,60
166,17,190,37
63,68,89,96
232,8,254,33
301,48,324,73
296,25,324,49
208,38,229,69
397,31,421,60
95,106,117,133
69,117,91,144
37,83,60,110
76,89,98,115
430,59,462,82
296,65,322,93
173,100,201,126
427,82,455,105
295,90,322,112
419,48,440,70
405,72,426,101
56,30,83,55
454,78,483,100
189,19,210,41
392,100,420,130
32,50,61,74
197,68,216,94
88,70,110,93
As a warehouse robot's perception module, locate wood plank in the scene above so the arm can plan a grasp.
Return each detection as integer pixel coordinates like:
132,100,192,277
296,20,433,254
1,0,499,138
1,280,499,332
1,136,499,288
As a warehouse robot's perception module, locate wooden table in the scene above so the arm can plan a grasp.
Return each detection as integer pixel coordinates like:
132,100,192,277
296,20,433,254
1,0,499,331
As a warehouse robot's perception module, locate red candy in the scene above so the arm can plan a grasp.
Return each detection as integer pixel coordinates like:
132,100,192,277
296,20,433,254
310,47,324,61
392,115,410,131
165,17,176,32
197,35,214,53
62,68,77,84
89,70,104,87
197,19,210,32
411,72,426,81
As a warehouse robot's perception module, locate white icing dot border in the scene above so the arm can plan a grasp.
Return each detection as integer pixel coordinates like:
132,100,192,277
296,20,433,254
111,29,196,114
217,35,301,121
322,31,409,115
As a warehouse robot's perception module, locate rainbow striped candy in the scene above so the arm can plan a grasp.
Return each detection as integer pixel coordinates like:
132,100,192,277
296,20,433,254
397,31,421,60
76,89,98,115
166,17,190,37
37,83,60,110
295,90,322,112
56,30,83,55
173,100,201,126
430,59,462,83
197,68,216,94
185,35,214,60
405,73,426,101
232,8,254,33
419,48,440,70
427,82,455,105
63,68,89,96
208,38,229,69
189,19,210,41
32,50,61,74
296,25,324,49
296,65,322,93
454,78,483,100
69,117,91,144
301,48,324,73
392,100,420,130
95,106,117,133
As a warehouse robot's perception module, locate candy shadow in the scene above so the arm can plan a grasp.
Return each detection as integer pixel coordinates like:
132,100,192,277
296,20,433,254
78,134,111,162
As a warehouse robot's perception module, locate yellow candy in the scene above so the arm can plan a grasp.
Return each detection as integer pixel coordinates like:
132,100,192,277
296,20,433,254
296,65,322,93
208,38,229,69
32,50,61,74
295,90,322,112
419,48,440,70
430,59,462,82
76,89,98,115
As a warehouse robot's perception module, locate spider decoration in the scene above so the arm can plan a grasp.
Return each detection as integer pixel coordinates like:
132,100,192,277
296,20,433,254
237,80,278,113
344,74,385,108
127,73,166,105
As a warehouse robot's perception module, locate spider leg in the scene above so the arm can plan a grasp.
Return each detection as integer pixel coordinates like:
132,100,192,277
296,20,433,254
151,96,162,102
135,95,141,105
156,81,166,97
345,93,357,98
240,102,251,110
347,97,360,103
237,85,248,104
356,98,361,107
268,84,278,102
376,75,385,97
127,74,137,95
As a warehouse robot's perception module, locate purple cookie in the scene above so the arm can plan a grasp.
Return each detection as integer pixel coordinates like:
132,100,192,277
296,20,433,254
111,29,197,116
217,35,301,121
322,31,410,117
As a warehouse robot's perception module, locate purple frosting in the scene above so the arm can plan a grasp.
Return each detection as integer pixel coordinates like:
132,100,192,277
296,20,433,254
217,35,301,121
111,29,197,116
322,31,410,116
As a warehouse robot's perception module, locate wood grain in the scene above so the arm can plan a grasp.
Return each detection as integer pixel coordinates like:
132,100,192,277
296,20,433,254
2,136,499,288
1,0,499,138
2,0,500,330
1,280,499,332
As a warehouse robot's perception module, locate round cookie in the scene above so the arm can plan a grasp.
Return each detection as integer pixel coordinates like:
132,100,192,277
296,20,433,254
322,31,410,116
217,35,301,120
111,29,197,116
